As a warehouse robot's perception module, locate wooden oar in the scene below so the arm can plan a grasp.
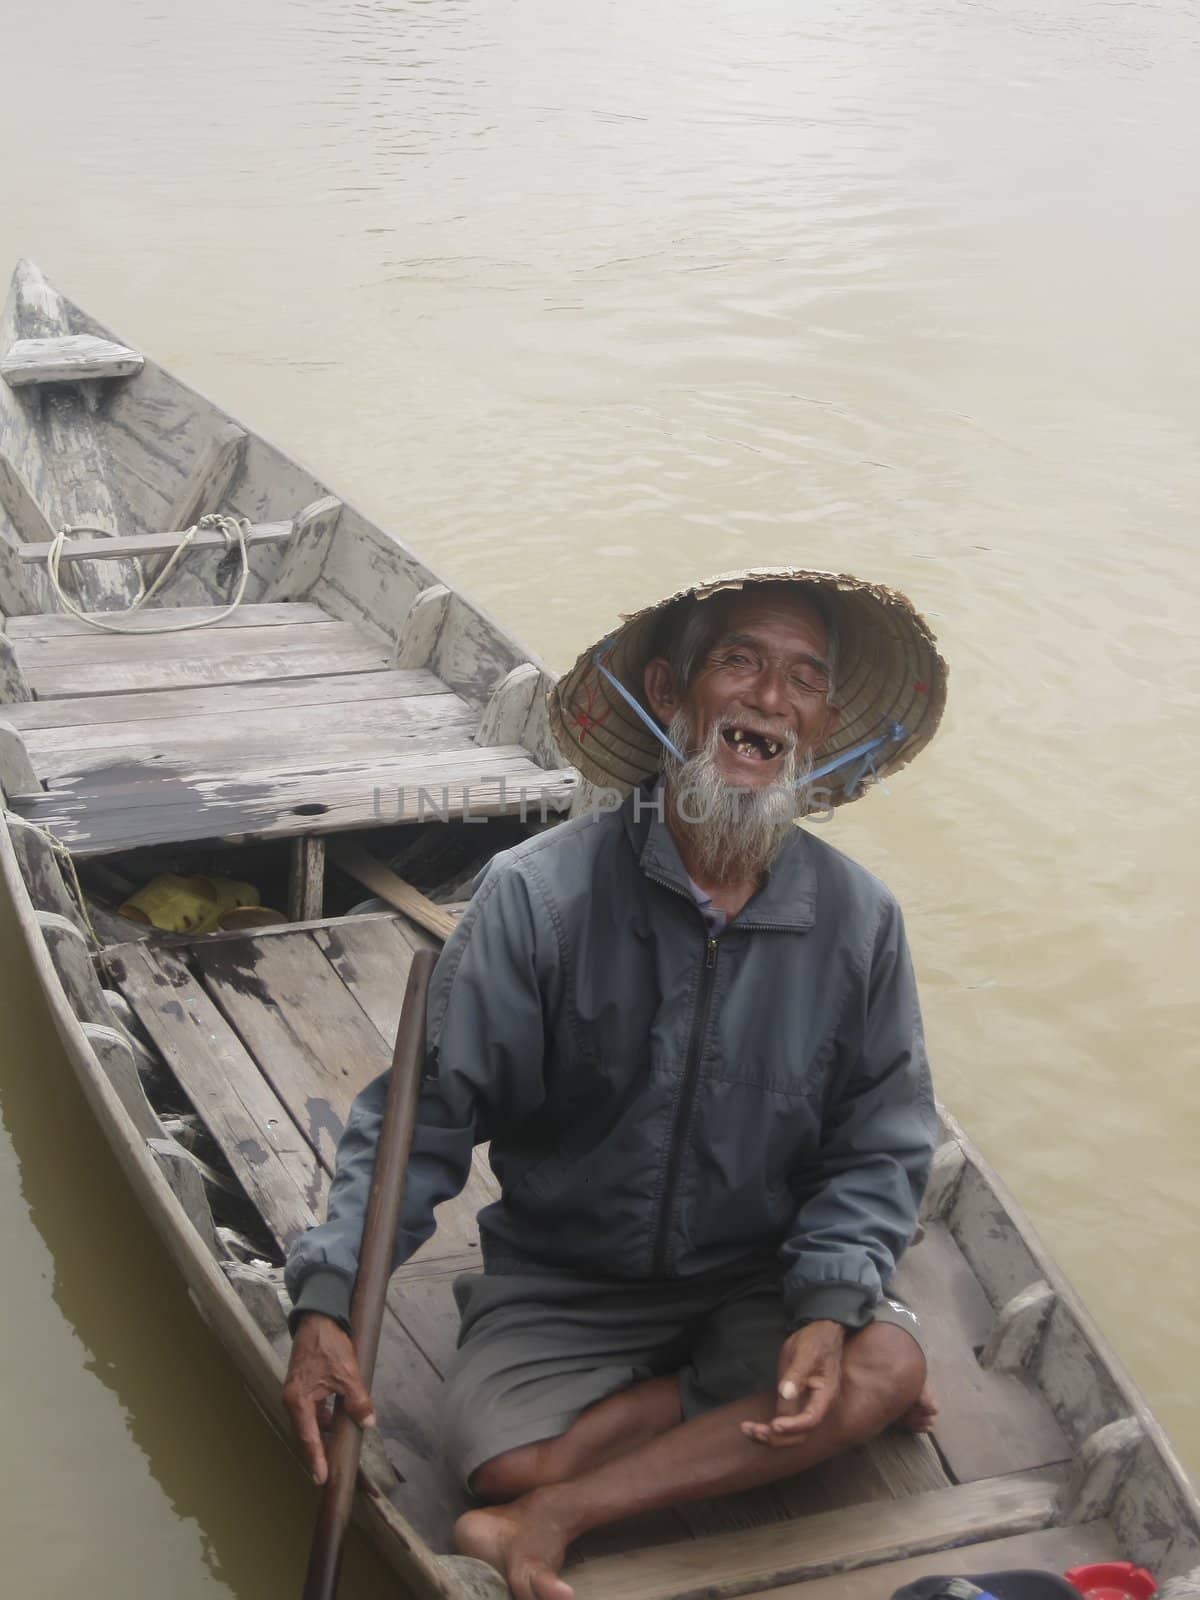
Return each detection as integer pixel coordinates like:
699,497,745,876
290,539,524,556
301,946,438,1600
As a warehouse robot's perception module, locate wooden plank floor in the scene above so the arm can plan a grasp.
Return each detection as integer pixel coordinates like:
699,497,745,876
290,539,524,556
109,910,1088,1585
4,601,575,852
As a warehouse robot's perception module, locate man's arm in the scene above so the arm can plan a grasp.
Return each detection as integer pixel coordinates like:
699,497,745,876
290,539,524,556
779,892,937,1334
282,856,552,1479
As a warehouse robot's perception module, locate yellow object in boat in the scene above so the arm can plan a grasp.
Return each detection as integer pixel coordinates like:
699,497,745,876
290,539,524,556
117,874,260,934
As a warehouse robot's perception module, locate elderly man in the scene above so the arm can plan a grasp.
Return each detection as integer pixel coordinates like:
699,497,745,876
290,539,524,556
284,568,947,1600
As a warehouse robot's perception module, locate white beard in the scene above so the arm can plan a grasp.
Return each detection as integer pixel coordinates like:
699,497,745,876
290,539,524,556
663,709,814,882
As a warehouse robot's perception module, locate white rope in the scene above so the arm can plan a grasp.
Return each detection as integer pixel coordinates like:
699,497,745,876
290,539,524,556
45,513,252,634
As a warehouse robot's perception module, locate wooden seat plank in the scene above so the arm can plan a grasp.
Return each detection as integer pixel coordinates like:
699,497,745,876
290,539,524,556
5,600,330,640
31,695,480,783
16,617,382,670
1,332,143,387
22,640,396,699
566,1467,1067,1600
13,750,575,855
0,667,449,733
895,1224,1071,1482
17,518,292,566
750,1520,1120,1600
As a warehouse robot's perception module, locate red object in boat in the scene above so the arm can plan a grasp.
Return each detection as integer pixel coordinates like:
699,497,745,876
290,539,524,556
1064,1563,1158,1600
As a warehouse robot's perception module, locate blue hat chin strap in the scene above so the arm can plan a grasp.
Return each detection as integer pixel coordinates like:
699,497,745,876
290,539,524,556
592,642,906,798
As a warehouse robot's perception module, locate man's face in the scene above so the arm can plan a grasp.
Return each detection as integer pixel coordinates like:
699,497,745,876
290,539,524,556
657,590,839,792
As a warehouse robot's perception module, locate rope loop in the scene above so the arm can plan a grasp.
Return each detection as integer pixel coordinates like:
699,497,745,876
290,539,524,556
46,513,252,634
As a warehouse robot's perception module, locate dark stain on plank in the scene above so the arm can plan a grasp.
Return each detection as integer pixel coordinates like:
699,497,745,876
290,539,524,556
306,1095,344,1166
236,1138,269,1168
194,940,274,1005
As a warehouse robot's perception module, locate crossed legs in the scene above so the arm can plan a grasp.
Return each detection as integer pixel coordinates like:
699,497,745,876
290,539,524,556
455,1322,929,1600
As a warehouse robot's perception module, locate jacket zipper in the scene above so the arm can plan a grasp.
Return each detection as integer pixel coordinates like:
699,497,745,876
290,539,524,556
652,933,720,1276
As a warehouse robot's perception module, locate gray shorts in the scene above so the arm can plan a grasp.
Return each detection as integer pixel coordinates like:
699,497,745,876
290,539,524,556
440,1263,924,1491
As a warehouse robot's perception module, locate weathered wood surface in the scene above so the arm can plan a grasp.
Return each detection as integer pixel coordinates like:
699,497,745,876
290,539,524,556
191,929,391,1158
30,693,478,784
568,1468,1066,1600
744,1522,1121,1600
477,662,541,748
919,1139,966,1222
980,1279,1056,1373
310,915,430,1041
111,942,325,1249
81,1021,164,1142
946,1158,1041,1311
112,938,456,1543
36,910,113,1025
13,748,576,854
263,495,342,601
0,750,452,1597
327,841,461,942
432,592,527,711
1059,1416,1143,1523
2,810,87,933
894,1222,1071,1482
289,835,325,922
129,908,403,952
18,630,395,700
1033,1293,1135,1451
0,664,445,731
310,505,430,639
151,934,458,1541
394,584,451,670
16,616,382,669
0,632,32,701
20,518,291,570
1,334,143,388
5,598,328,640
0,261,143,613
0,528,49,616
147,1137,223,1257
224,1261,290,1353
161,421,246,532
0,719,39,796
1114,1435,1200,1580
0,447,56,542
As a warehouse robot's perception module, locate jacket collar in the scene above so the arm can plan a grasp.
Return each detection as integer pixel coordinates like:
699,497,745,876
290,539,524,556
621,781,817,932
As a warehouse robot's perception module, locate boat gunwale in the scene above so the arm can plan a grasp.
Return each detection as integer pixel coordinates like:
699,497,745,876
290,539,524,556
0,805,462,1600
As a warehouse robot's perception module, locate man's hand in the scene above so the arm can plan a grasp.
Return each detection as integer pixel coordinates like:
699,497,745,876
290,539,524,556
741,1320,846,1447
283,1313,376,1484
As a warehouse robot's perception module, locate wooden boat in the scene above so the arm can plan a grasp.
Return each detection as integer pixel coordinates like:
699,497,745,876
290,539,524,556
1,257,1197,1600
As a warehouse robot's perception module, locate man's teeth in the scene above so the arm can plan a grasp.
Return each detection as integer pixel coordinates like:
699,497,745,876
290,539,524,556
728,729,782,757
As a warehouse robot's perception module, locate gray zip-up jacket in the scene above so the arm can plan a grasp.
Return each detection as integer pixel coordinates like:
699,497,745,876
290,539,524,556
286,788,937,1332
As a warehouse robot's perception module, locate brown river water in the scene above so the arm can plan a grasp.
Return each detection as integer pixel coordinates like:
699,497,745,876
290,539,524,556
2,1,1199,1593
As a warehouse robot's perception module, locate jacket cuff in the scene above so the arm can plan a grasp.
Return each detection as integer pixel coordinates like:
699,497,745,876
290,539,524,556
783,1282,876,1333
287,1268,353,1336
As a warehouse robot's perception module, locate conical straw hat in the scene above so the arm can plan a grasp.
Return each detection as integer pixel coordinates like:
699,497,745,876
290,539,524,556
548,568,947,808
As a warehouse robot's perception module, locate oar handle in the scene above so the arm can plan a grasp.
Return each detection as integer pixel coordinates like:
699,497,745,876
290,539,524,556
302,948,437,1600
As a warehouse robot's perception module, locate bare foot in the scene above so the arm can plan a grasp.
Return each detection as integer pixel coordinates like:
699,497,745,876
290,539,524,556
897,1381,939,1433
455,1497,574,1600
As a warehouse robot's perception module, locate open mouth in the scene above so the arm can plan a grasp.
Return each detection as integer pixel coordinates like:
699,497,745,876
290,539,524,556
721,726,786,763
